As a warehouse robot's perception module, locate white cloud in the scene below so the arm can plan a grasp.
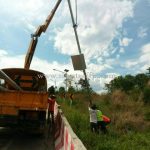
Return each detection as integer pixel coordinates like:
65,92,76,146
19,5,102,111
0,0,136,93
139,43,150,71
0,0,56,32
54,24,77,55
88,63,112,74
141,43,150,54
0,0,135,73
119,48,125,53
89,72,119,93
119,37,133,47
137,26,148,38
123,43,150,71
0,49,24,68
0,0,50,19
0,49,72,88
0,49,120,93
54,0,134,63
124,60,138,68
0,49,8,56
116,54,120,59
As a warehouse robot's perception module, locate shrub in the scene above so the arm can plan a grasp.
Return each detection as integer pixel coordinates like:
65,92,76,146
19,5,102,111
143,87,150,104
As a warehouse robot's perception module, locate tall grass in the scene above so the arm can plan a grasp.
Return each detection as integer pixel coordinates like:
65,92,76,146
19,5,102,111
57,91,150,150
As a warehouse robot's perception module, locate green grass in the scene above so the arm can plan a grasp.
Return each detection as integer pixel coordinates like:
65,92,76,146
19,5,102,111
57,92,150,150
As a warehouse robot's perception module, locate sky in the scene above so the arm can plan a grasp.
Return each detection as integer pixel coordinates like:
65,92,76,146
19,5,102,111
0,0,150,93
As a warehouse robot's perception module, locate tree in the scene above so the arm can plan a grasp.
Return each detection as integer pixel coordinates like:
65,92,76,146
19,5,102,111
48,86,55,95
106,75,135,93
143,87,150,104
107,76,124,92
135,73,149,90
58,86,65,94
68,86,76,93
78,78,93,93
122,75,135,92
78,78,88,89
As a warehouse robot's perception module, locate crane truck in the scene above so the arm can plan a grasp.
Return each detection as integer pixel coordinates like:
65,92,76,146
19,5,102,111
0,0,62,132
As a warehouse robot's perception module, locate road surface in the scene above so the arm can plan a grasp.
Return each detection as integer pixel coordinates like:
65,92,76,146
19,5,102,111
0,127,54,150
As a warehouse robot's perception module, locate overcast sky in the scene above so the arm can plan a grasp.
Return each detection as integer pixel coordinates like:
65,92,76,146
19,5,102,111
0,0,150,93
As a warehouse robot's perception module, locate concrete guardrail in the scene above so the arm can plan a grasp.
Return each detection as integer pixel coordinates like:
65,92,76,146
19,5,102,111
54,105,87,150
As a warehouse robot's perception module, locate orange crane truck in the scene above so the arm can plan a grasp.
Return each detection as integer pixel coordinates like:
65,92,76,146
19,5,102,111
0,68,48,132
0,0,62,132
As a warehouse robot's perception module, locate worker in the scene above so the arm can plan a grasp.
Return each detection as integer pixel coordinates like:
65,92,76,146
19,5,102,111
69,93,73,106
102,115,111,126
88,104,97,133
61,93,65,101
48,95,56,125
97,107,109,134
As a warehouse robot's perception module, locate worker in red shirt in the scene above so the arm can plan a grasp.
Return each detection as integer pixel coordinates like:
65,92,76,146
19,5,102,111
48,95,56,125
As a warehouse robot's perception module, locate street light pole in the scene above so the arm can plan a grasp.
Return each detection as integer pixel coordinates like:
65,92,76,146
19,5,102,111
64,69,69,91
53,68,69,92
53,68,64,74
67,0,92,105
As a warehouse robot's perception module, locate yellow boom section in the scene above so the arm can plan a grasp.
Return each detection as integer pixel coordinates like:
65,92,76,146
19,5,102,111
24,0,62,69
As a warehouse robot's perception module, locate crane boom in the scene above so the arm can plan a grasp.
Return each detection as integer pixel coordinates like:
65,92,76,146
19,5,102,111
24,0,62,69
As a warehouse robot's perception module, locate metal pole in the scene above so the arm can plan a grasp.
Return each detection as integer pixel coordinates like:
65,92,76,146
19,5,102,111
67,0,92,105
67,0,81,53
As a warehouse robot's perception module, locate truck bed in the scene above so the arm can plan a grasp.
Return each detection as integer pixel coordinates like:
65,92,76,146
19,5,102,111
0,90,48,115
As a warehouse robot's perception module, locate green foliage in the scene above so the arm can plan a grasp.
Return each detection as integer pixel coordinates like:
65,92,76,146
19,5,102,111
123,75,135,92
143,87,150,104
58,86,65,93
107,75,136,93
135,74,149,90
106,68,150,105
68,86,76,93
106,72,149,94
58,92,150,150
78,78,87,89
78,78,93,93
144,112,150,121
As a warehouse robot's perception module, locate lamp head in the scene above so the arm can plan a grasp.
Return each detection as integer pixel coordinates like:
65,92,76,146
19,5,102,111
64,69,69,72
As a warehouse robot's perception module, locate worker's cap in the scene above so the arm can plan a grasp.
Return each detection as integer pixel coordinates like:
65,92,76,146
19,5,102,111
50,95,56,99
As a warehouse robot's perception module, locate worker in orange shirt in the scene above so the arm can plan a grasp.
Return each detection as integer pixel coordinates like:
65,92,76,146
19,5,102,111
48,95,56,125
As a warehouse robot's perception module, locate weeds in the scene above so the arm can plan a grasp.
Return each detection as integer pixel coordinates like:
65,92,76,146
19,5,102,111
57,92,150,150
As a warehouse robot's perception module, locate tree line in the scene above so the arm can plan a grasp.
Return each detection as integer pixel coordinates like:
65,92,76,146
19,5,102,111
105,68,150,103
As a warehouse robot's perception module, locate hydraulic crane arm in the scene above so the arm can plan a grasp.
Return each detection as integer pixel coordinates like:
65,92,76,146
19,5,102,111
24,0,62,69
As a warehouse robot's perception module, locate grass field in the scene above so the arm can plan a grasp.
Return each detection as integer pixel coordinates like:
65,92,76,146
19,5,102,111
57,91,150,150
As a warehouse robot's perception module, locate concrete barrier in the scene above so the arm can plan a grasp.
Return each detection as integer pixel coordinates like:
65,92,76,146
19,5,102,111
54,105,87,150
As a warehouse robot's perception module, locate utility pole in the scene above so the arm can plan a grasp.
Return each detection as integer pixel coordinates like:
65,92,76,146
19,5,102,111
67,0,92,105
53,68,69,92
